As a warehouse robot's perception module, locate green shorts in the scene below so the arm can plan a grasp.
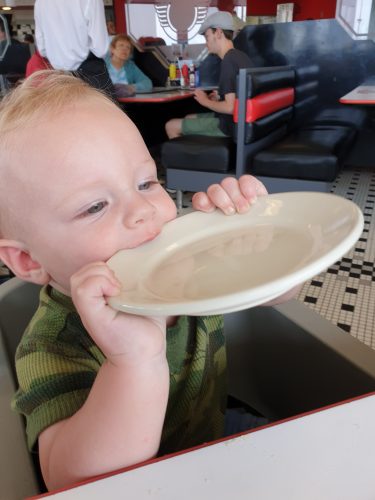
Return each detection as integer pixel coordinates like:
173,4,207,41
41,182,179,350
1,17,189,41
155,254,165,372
181,112,227,137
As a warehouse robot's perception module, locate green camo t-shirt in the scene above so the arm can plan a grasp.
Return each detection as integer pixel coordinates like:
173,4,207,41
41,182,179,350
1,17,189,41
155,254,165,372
12,286,227,454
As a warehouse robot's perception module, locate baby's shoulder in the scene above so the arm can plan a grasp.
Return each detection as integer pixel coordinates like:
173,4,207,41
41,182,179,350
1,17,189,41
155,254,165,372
18,286,98,359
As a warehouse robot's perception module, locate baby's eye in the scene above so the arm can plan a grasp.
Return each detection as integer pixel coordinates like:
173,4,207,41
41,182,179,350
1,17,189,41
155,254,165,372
86,201,108,215
138,180,158,191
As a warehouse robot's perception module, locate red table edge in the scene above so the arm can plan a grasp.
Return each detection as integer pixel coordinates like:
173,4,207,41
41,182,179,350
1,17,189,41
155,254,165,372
340,96,375,104
118,92,194,103
28,390,375,499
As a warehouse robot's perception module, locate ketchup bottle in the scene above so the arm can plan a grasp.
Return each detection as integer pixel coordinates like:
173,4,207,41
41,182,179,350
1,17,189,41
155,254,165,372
181,64,189,87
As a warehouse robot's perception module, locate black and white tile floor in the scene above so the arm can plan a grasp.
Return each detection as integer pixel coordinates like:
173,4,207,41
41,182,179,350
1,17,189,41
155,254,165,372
170,167,375,350
297,167,375,350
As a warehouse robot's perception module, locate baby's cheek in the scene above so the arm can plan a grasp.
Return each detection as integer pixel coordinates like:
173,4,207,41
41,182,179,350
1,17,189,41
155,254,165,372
165,197,178,220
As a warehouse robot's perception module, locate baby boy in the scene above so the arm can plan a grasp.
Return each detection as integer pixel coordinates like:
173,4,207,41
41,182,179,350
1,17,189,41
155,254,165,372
0,71,280,491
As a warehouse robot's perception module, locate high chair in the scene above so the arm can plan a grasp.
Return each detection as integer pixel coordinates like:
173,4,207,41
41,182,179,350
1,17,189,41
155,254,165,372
0,278,42,498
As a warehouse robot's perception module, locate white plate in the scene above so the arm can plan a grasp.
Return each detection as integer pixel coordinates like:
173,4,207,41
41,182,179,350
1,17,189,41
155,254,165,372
107,192,363,316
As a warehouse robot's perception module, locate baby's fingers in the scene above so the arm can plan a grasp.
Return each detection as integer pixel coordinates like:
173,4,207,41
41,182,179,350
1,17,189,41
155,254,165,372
70,264,124,337
206,177,255,214
191,191,216,212
193,180,245,215
71,262,121,306
192,175,267,215
193,185,237,215
238,175,267,201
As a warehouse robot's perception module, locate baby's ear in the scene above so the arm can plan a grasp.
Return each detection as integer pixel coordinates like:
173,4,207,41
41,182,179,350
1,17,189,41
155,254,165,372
0,240,50,285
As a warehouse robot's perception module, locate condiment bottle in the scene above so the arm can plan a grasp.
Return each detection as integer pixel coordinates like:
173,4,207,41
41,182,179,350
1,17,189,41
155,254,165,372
169,62,176,81
189,64,195,88
182,64,189,87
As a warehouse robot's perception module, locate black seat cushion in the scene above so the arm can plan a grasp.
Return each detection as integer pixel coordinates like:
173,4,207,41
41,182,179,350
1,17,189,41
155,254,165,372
252,125,356,182
309,106,368,130
253,147,339,181
161,135,235,172
295,125,356,159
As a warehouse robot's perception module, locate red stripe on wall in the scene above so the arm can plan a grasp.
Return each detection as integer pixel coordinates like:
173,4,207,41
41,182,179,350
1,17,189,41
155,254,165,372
113,0,127,34
247,0,336,20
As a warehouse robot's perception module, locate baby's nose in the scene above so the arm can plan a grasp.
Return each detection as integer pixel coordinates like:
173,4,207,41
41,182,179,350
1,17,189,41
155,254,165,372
123,195,155,227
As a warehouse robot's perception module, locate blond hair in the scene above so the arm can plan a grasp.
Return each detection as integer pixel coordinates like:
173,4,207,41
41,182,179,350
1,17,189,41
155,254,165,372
0,70,113,138
0,70,115,237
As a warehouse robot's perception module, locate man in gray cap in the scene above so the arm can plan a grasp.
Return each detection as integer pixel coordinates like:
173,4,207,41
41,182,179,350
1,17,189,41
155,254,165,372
165,11,251,139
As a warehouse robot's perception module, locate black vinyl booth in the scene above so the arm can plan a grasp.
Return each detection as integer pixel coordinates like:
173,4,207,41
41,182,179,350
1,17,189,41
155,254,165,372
130,18,375,147
159,19,375,200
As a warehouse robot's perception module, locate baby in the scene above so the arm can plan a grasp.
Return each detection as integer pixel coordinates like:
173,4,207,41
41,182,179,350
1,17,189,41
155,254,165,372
0,71,274,491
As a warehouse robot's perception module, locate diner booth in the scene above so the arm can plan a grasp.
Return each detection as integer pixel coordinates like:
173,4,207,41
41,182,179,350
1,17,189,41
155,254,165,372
161,18,375,197
1,6,375,499
120,13,375,197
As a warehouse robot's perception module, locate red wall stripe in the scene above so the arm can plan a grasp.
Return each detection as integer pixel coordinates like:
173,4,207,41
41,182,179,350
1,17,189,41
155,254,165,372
113,0,127,34
247,0,336,20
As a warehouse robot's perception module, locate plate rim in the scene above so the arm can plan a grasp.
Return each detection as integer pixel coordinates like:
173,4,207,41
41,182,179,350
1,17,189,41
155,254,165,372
107,192,364,316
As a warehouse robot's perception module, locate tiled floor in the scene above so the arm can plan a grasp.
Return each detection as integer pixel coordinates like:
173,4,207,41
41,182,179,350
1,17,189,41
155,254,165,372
171,166,375,350
297,167,375,350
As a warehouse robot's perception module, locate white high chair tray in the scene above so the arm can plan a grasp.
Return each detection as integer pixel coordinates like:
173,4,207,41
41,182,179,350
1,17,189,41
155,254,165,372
107,192,363,316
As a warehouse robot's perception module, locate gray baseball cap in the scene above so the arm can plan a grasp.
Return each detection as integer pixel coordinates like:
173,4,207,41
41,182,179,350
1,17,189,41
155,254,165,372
198,11,235,35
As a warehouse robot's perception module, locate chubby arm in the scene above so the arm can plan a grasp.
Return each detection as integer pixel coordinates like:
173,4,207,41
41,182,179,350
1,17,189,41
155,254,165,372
192,175,300,305
39,263,169,490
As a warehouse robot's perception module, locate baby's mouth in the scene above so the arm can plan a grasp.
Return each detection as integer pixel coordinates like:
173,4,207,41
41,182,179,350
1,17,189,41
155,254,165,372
128,229,161,249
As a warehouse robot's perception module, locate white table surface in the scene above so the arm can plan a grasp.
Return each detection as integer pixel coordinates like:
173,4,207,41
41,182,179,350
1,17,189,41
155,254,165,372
31,393,375,500
340,84,375,104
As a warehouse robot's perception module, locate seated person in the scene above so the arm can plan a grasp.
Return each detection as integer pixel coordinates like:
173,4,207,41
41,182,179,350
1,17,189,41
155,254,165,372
0,70,297,491
34,0,115,98
165,11,251,139
0,21,31,75
105,34,152,94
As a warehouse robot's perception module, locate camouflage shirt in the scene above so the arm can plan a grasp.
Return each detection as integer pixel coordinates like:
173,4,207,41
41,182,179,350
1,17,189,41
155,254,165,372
12,286,227,453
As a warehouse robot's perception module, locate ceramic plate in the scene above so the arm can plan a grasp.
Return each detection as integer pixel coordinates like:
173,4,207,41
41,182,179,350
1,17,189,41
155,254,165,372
107,192,363,316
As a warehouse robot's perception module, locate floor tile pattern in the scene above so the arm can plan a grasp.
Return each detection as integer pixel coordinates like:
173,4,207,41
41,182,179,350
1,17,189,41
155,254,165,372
297,167,375,349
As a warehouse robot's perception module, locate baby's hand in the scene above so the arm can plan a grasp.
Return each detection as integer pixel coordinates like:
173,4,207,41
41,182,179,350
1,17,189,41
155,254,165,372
192,175,267,215
70,262,167,366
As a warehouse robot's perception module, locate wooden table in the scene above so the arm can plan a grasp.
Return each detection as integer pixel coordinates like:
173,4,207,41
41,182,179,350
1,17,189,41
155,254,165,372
340,84,375,104
28,392,375,500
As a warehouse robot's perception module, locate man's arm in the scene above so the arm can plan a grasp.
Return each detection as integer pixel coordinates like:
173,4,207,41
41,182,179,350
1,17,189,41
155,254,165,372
193,89,235,115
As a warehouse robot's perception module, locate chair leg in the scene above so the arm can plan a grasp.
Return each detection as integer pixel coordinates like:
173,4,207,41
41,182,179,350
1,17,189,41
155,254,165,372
176,190,183,210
